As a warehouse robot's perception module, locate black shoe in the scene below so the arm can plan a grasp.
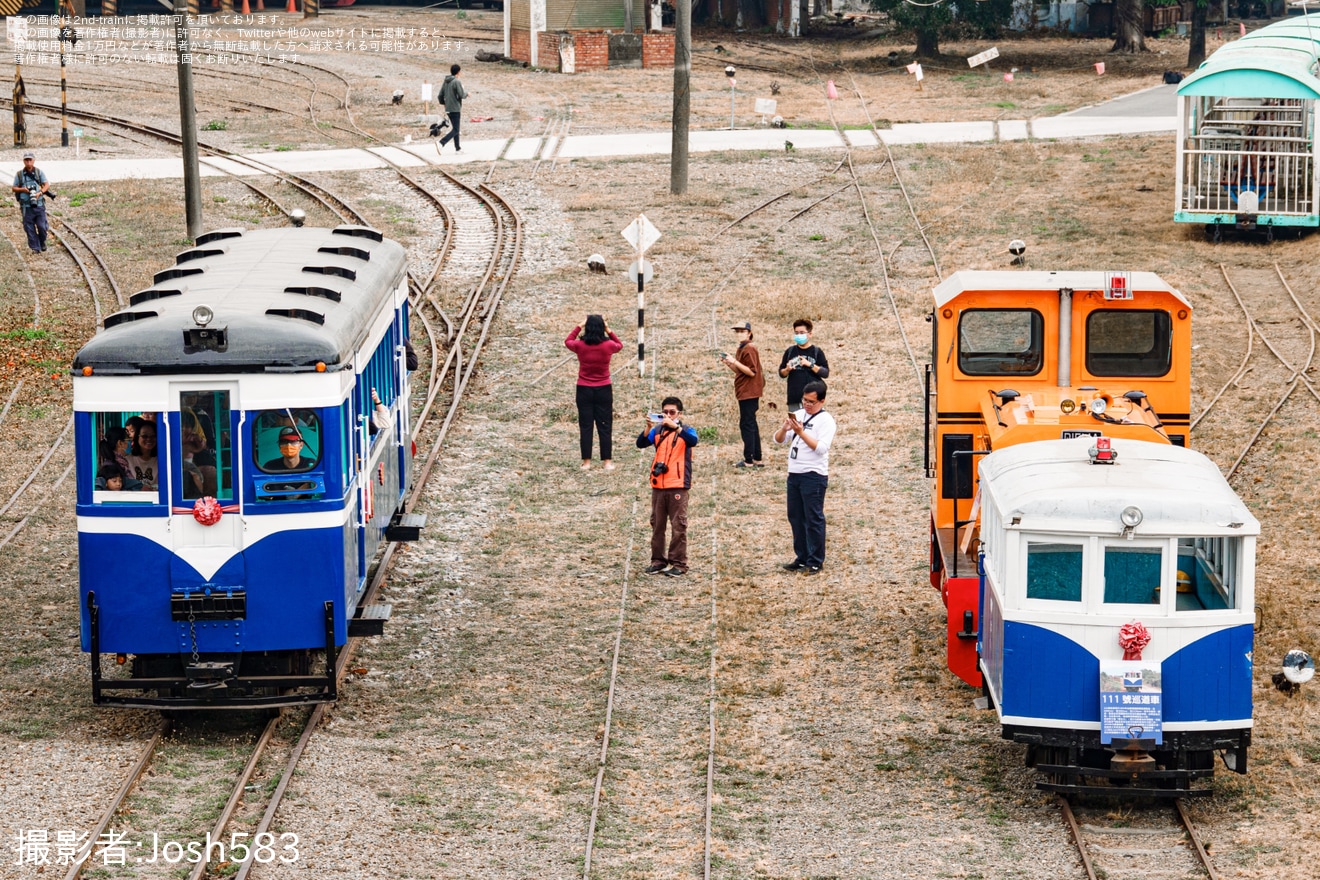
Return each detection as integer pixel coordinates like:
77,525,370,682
644,563,668,575
663,567,686,577
782,560,806,571
734,461,752,468
803,566,822,575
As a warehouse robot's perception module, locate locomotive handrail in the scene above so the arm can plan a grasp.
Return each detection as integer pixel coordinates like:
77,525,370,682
950,448,990,579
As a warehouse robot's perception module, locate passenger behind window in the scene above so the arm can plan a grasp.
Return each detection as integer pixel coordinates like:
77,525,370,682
95,465,123,491
124,420,159,491
368,387,392,436
99,427,134,482
181,409,218,499
263,427,316,472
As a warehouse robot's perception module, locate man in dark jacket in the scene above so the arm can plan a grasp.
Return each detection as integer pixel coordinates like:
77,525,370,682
637,397,699,577
437,64,468,153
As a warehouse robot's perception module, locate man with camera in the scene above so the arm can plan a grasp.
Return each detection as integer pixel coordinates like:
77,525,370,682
636,397,699,577
778,318,830,409
774,380,835,575
11,151,52,254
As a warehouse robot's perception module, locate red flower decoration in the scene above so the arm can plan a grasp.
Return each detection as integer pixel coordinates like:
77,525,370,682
1118,621,1151,661
192,496,223,526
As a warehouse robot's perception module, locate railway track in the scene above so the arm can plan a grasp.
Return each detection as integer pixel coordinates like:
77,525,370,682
1195,263,1319,480
1060,795,1221,880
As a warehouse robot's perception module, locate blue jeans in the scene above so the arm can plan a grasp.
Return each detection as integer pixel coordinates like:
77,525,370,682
22,200,47,252
786,470,828,568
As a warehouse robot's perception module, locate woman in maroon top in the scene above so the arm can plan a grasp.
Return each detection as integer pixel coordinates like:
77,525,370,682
566,314,623,470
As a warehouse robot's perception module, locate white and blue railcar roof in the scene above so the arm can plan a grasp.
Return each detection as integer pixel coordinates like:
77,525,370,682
72,225,407,375
1179,14,1320,98
932,270,1188,310
979,438,1259,537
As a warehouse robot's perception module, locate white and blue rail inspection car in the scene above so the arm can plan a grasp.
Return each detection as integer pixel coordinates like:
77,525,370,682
72,225,423,709
1175,15,1320,238
976,438,1257,796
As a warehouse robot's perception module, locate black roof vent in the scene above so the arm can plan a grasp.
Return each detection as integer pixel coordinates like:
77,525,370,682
177,247,226,264
332,225,383,242
317,245,370,261
129,288,183,306
302,265,357,281
284,285,343,303
104,310,159,329
155,266,205,284
195,229,244,245
266,308,325,325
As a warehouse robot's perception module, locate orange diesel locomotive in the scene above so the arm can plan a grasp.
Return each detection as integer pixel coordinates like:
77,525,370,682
925,271,1193,686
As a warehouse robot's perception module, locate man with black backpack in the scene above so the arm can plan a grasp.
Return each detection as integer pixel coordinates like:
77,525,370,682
11,151,50,254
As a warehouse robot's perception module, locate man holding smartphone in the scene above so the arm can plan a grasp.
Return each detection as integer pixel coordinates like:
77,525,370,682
778,318,829,409
774,380,835,575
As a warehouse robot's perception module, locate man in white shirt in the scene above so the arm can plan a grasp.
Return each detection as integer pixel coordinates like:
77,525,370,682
773,380,836,574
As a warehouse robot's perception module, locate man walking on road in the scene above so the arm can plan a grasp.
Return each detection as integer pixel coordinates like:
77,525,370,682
12,151,49,254
774,380,835,575
438,64,468,153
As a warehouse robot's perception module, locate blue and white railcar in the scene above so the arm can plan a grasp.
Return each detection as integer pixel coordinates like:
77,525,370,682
72,225,422,709
1175,15,1320,237
977,438,1257,795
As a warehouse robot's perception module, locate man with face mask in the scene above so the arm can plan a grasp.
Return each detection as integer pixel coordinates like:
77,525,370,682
778,318,830,409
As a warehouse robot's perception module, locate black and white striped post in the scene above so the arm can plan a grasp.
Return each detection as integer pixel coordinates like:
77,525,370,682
621,213,660,378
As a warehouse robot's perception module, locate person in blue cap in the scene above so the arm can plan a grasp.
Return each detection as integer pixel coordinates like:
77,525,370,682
11,151,49,254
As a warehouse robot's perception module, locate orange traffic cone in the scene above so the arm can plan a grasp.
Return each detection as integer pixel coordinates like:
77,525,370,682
255,0,263,10
241,0,249,12
286,0,296,12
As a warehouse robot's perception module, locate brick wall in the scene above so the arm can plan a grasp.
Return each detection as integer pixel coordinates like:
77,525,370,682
510,28,531,64
510,26,672,72
537,31,564,71
575,31,609,71
641,32,674,68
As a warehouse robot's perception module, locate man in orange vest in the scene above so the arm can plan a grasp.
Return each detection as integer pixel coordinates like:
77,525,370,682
637,396,699,577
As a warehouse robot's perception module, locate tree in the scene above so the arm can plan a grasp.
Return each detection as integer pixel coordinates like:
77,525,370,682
1188,0,1209,68
869,0,1013,58
1112,0,1146,52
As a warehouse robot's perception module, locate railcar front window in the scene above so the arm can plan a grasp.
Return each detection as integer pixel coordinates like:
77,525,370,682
254,410,323,474
90,411,159,502
1103,545,1164,605
1175,536,1239,611
179,390,231,501
1085,310,1172,377
1026,541,1083,602
957,309,1044,376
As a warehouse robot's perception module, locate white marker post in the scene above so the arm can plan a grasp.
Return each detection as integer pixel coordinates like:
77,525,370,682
621,213,661,377
421,81,432,116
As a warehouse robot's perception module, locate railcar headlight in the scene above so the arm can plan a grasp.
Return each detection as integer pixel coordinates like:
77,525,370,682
192,305,214,327
1120,506,1143,528
1089,397,1107,415
1060,398,1076,414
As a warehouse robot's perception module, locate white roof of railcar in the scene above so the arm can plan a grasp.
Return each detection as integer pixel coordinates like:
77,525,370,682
933,270,1188,310
979,439,1259,537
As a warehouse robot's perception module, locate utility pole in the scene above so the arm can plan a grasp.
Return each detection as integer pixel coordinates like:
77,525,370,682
669,0,691,194
58,2,72,147
173,0,202,240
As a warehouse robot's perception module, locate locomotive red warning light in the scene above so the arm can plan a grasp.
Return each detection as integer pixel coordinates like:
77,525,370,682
1089,436,1117,464
1104,271,1133,300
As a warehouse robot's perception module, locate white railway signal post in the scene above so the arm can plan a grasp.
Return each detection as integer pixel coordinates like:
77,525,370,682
621,213,661,377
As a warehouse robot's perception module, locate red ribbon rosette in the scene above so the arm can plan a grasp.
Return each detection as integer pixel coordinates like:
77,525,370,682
192,496,223,526
1118,621,1151,661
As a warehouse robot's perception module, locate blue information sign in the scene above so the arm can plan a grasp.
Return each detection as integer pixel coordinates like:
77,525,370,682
1099,659,1163,744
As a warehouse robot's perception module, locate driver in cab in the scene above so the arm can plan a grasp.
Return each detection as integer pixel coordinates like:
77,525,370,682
263,427,315,472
